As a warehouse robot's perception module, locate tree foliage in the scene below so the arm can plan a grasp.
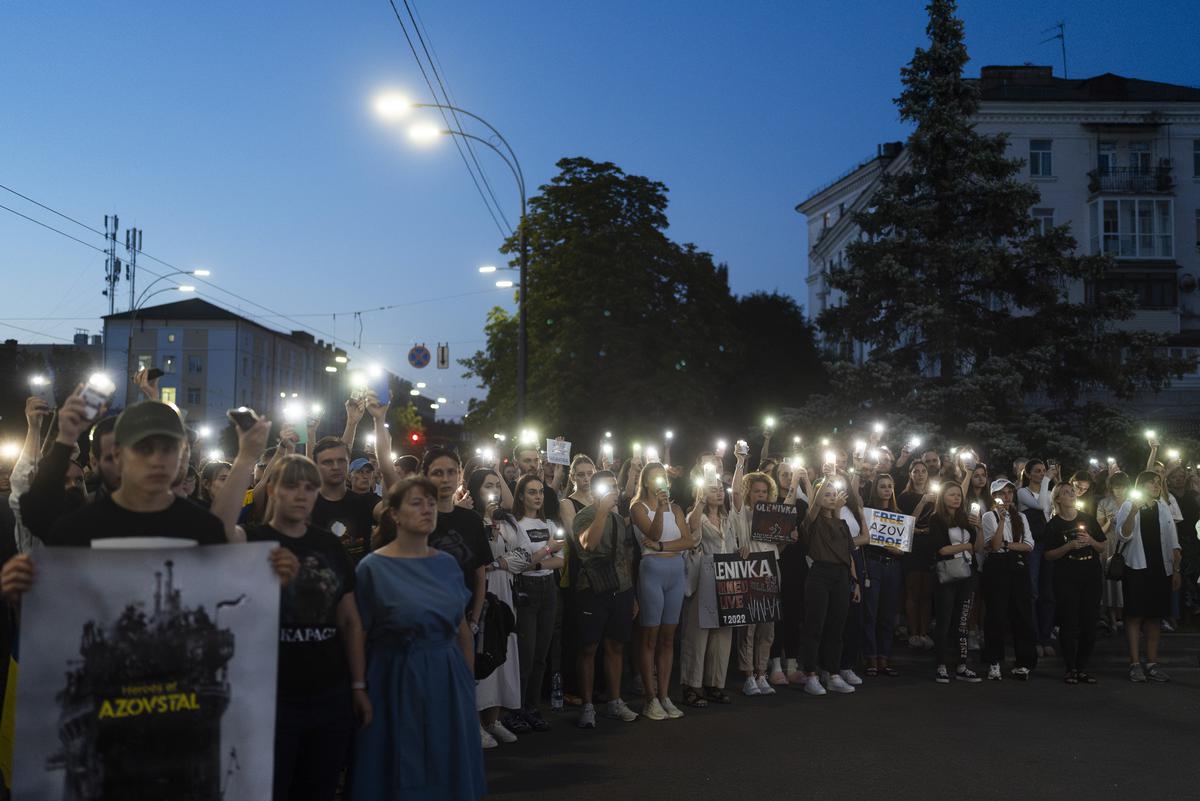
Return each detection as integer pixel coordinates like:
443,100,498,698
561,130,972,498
807,0,1191,467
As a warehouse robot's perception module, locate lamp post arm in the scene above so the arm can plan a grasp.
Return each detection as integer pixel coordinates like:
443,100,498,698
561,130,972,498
418,103,525,198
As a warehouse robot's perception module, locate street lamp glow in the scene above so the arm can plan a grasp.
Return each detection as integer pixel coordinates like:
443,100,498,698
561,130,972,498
335,355,348,364
409,389,419,396
197,426,212,439
479,265,497,274
416,382,427,389
178,285,196,293
436,396,447,404
374,93,413,119
430,403,440,410
192,269,211,277
368,363,384,378
408,122,442,143
325,365,338,373
496,279,514,289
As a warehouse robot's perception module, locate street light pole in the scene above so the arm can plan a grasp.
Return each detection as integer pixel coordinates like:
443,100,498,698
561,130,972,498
409,104,529,426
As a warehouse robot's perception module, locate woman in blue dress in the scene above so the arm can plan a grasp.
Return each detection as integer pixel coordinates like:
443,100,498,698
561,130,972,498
350,476,487,801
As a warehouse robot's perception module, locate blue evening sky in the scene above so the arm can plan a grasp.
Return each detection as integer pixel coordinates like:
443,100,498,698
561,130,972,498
2,1,1197,417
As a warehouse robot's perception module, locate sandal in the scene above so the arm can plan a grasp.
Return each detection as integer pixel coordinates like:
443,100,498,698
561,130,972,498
1075,671,1098,684
682,686,709,708
881,665,900,677
865,666,879,677
1064,671,1079,685
704,686,731,704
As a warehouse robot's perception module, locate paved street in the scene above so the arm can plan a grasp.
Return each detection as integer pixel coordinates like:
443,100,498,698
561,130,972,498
485,636,1198,801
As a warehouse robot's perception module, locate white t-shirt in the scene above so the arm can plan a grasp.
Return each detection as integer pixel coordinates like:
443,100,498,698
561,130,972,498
516,517,556,577
981,509,1034,547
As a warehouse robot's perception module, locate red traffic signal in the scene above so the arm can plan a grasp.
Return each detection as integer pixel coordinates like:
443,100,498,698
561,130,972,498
409,431,423,445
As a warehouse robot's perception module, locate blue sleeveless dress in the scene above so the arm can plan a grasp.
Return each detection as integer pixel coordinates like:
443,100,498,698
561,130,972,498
349,550,486,801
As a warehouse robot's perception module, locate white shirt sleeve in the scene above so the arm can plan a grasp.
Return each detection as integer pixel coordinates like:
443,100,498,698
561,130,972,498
982,510,999,546
1017,513,1035,547
1114,501,1135,542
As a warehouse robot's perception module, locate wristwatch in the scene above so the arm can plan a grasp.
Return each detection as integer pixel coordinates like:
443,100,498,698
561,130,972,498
351,681,368,691
533,561,542,571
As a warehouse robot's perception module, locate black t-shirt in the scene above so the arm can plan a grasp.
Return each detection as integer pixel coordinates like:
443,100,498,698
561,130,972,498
1044,512,1105,566
246,523,355,696
312,490,380,566
429,506,491,590
46,493,226,547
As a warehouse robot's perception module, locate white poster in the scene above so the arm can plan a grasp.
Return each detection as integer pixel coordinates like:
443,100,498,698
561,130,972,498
864,508,916,553
12,542,279,801
545,438,572,466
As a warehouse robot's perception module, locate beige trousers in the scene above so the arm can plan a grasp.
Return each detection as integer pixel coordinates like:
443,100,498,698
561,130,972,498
737,621,775,675
679,594,734,688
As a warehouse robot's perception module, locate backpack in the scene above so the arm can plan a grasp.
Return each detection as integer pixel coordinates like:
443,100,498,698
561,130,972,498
474,591,516,680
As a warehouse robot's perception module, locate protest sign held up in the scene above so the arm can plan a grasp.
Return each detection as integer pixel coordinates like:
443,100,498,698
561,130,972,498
750,502,796,545
864,508,916,553
698,551,781,628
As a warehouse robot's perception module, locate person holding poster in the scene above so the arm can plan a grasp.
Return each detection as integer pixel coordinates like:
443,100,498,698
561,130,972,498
798,478,860,695
930,483,984,685
731,444,781,697
350,476,486,801
630,462,694,721
980,479,1037,681
862,474,905,677
679,470,737,707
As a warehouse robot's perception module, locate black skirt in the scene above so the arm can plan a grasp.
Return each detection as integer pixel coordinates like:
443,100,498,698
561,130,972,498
1122,567,1171,619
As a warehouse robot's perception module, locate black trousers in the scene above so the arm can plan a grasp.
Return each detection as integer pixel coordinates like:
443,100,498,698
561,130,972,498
274,684,354,801
803,561,850,674
981,555,1037,670
776,543,808,661
1054,561,1102,672
933,573,975,668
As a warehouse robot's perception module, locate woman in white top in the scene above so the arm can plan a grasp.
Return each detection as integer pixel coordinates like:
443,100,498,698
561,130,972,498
980,478,1037,680
1114,471,1181,682
504,474,565,732
1017,459,1055,656
678,469,738,707
929,483,984,684
629,461,694,721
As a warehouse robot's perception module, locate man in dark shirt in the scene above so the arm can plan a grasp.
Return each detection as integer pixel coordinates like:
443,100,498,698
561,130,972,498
423,447,489,631
311,437,379,565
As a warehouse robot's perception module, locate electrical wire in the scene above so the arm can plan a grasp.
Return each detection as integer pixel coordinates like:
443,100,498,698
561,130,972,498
385,0,511,238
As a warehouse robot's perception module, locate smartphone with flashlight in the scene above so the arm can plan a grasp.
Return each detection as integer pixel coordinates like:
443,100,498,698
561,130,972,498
226,406,260,432
29,376,55,409
81,374,117,421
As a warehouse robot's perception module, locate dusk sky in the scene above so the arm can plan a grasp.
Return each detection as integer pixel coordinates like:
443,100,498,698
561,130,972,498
3,1,1198,417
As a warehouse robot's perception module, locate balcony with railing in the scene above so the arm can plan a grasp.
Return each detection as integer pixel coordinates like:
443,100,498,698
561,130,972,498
1088,159,1174,194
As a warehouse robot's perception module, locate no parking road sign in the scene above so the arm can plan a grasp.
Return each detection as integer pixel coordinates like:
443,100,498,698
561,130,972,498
408,344,431,369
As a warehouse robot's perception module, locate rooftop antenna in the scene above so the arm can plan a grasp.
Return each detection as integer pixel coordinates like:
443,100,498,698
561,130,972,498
1039,21,1068,79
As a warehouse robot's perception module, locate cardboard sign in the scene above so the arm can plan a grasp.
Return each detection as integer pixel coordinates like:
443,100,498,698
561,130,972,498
750,502,796,545
698,551,781,628
545,438,572,466
865,507,916,553
10,543,279,800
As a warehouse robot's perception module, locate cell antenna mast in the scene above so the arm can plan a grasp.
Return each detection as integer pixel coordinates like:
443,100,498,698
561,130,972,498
125,226,143,311
1039,21,1068,79
102,213,122,316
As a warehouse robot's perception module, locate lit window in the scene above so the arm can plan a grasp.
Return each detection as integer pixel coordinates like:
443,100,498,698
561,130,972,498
167,333,176,343
160,387,176,404
163,355,176,374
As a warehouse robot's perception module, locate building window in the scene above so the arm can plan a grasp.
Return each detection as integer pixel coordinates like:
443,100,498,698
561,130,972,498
1030,139,1053,177
1128,141,1152,174
167,333,176,343
1086,272,1178,309
188,355,203,374
822,211,831,229
1088,198,1173,258
160,387,176,404
1098,140,1117,174
186,387,201,404
163,355,176,374
1032,208,1054,235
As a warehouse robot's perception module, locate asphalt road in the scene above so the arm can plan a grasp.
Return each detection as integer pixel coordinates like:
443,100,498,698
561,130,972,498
484,635,1199,801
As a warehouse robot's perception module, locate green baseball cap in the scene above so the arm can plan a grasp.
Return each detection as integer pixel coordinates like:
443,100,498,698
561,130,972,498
114,402,187,447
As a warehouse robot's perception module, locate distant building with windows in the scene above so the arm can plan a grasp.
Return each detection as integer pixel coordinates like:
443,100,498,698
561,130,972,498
796,65,1200,419
102,298,437,434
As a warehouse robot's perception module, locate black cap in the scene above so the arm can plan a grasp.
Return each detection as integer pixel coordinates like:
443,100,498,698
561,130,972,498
114,402,187,447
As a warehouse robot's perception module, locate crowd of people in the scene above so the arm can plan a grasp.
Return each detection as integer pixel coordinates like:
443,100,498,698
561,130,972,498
0,374,1197,801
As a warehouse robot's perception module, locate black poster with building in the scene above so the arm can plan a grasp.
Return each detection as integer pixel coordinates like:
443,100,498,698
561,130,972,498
706,551,782,627
11,543,278,801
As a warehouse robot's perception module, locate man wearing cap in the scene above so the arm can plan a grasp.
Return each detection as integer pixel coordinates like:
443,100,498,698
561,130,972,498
348,458,377,495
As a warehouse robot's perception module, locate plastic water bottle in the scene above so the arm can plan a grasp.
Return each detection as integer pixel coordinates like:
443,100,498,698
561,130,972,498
550,672,563,711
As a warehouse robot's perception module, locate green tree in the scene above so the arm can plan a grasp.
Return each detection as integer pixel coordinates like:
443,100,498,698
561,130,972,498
462,157,736,450
812,0,1191,464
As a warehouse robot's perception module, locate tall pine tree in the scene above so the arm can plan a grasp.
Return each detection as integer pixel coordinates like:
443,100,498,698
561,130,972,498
813,0,1189,462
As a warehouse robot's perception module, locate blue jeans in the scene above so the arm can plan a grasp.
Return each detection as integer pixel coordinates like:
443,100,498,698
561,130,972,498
862,552,903,659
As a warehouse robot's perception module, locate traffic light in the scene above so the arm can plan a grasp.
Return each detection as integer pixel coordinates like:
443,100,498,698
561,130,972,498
409,431,423,446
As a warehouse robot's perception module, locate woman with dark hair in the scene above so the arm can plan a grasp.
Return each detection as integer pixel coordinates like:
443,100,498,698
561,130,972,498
195,459,232,509
1045,482,1105,684
798,477,860,695
1115,471,1182,683
1017,459,1055,657
962,463,991,514
898,461,936,650
929,483,983,684
350,477,486,801
630,461,694,719
981,478,1037,681
862,473,905,677
1097,471,1131,633
464,468,522,747
505,474,564,732
836,468,868,688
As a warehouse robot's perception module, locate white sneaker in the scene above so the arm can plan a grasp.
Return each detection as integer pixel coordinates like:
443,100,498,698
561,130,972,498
642,697,668,720
919,635,935,650
659,697,685,719
827,674,856,694
484,721,517,743
604,698,639,722
479,725,499,749
755,675,776,695
742,676,761,696
803,675,827,696
839,669,863,686
987,663,1002,681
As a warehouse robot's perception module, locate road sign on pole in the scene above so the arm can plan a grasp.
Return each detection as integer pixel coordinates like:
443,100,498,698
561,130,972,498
408,344,431,369
437,343,449,369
